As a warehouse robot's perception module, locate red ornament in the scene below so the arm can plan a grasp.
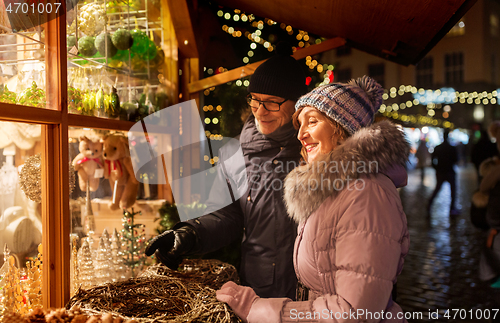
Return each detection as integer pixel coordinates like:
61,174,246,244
305,76,312,86
328,71,334,83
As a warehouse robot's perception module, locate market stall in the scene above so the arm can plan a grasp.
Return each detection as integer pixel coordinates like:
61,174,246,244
0,0,477,321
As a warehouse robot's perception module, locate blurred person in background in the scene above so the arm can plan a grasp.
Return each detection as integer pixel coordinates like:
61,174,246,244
479,121,500,287
415,138,430,184
428,129,460,217
471,128,498,185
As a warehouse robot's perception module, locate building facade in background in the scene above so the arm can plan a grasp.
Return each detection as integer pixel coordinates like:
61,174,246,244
321,0,500,130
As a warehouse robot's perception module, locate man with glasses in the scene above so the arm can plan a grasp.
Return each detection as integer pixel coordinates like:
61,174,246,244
145,42,307,299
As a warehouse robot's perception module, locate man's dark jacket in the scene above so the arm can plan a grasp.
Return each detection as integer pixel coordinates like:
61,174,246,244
187,115,302,299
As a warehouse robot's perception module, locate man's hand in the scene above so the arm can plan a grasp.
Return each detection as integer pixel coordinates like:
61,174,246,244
145,225,198,270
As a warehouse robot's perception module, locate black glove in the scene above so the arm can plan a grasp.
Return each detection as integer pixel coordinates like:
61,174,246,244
145,224,198,270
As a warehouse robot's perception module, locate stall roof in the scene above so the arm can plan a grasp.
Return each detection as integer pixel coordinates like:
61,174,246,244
212,0,477,66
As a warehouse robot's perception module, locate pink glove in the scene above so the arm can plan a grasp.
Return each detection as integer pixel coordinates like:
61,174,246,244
216,281,259,322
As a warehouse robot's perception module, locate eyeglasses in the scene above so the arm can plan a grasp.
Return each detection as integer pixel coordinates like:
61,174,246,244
246,95,288,112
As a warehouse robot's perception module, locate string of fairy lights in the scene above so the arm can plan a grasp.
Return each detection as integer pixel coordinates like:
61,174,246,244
202,6,500,143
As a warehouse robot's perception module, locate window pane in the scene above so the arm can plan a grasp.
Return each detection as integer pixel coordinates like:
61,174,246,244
0,121,43,308
66,0,177,120
0,16,48,109
416,57,433,88
368,63,385,88
68,126,176,293
336,68,352,83
444,52,464,85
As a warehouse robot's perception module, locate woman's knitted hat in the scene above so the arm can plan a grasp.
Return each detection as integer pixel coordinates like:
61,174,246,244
248,42,307,101
295,76,384,135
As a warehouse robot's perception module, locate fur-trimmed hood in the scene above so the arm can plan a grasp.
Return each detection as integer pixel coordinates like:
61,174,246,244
284,120,410,223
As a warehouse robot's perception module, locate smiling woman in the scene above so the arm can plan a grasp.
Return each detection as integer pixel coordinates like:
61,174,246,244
293,106,349,163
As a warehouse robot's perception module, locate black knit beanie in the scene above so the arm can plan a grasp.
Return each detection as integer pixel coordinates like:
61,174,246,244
248,42,307,101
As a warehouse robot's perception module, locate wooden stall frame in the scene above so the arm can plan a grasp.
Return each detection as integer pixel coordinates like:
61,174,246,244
0,0,181,308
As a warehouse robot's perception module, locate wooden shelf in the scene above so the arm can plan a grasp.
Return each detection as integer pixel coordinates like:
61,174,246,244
0,103,61,124
68,113,135,131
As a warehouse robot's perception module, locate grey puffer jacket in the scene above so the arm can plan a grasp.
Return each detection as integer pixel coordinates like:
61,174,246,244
187,115,302,299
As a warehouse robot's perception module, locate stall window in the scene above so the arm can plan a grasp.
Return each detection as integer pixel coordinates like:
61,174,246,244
335,68,352,83
416,57,434,89
368,63,385,88
444,52,464,85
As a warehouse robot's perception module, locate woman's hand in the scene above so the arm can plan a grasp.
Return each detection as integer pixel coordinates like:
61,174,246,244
216,281,259,322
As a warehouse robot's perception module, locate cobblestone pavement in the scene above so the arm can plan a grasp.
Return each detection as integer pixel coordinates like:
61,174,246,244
397,164,497,322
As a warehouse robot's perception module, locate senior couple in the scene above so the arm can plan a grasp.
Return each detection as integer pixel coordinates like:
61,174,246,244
146,43,410,322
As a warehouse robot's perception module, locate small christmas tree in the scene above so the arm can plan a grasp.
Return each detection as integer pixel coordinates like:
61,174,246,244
111,228,130,281
94,237,113,285
77,239,95,289
121,208,146,277
70,234,79,296
0,248,27,315
156,201,181,233
25,244,43,309
102,229,112,250
87,232,97,260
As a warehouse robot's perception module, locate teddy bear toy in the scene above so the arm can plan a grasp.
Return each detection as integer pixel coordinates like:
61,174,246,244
101,134,139,210
72,135,103,192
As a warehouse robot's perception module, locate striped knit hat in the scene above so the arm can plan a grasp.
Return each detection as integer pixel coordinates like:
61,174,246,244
295,76,384,135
